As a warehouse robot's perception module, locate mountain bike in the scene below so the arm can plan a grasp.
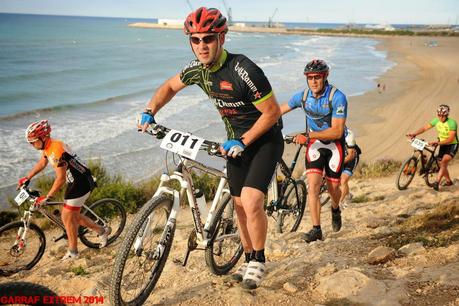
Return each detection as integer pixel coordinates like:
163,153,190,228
0,281,65,306
396,137,440,190
109,124,242,306
265,136,307,233
0,186,126,276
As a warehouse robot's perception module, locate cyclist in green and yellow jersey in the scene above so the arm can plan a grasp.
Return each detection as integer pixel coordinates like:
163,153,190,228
408,104,457,190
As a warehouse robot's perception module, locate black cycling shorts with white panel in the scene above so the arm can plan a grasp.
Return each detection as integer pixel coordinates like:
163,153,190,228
305,139,345,181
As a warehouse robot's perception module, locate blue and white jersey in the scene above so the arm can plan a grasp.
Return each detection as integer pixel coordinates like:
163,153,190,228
287,83,347,132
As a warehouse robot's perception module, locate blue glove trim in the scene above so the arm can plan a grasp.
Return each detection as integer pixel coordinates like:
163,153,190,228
222,139,246,151
140,112,156,125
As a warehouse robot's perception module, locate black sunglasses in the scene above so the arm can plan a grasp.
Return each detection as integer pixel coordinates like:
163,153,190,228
190,35,218,45
306,75,324,81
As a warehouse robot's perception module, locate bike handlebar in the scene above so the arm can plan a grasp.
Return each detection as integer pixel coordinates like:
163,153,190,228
140,124,223,157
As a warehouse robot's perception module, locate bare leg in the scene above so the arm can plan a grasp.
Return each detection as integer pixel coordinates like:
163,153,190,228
437,155,452,184
240,187,267,251
61,208,80,251
339,173,351,204
78,214,104,234
307,173,323,226
327,178,342,209
233,196,253,252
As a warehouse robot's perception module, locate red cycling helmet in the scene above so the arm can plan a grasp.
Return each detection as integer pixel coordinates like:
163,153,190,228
184,7,228,35
25,120,51,143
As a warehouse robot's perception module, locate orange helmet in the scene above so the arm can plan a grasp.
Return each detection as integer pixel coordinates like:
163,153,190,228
184,7,228,35
25,120,51,143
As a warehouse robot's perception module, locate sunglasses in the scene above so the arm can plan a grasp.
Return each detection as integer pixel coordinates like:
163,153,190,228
306,75,324,81
190,35,218,45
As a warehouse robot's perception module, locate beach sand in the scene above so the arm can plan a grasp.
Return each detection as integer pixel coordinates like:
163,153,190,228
348,36,459,162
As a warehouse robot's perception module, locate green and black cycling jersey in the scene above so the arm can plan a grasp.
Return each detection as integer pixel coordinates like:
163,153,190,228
180,50,282,139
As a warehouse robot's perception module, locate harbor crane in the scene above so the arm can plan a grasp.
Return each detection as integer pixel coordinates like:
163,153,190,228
268,8,278,28
222,0,233,25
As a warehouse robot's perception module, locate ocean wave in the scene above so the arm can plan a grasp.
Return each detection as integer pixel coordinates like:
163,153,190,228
0,67,92,83
0,89,152,121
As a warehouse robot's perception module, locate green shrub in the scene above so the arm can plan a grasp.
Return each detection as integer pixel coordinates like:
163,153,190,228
354,159,401,178
71,265,89,276
0,211,18,227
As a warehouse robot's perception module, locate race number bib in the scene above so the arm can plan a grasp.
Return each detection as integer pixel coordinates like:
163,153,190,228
160,129,205,160
14,189,30,206
411,138,427,151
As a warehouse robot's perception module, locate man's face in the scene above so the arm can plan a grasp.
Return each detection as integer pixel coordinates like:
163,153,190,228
189,33,221,66
306,73,326,95
29,139,43,150
438,114,447,122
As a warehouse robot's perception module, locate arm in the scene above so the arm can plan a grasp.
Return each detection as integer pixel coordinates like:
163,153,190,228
46,165,67,199
25,155,48,180
280,102,293,115
146,73,186,115
408,123,433,137
344,148,356,164
309,117,346,141
241,95,281,146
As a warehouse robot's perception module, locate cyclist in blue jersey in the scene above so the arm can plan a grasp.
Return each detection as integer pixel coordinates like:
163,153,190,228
408,104,457,190
280,59,347,242
137,7,283,289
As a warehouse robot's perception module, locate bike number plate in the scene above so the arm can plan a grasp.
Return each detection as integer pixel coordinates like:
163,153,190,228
411,138,427,151
160,129,205,160
14,189,29,206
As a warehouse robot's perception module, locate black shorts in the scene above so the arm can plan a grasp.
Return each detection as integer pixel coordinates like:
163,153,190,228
438,143,458,159
305,139,345,182
65,174,95,200
227,130,284,196
343,155,360,176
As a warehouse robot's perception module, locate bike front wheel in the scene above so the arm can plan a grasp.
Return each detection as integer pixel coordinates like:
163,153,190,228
109,195,174,306
277,179,307,233
424,157,440,187
205,194,243,275
79,198,126,249
0,221,46,276
396,156,418,190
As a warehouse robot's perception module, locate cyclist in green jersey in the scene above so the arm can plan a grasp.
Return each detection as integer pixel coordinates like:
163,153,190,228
408,104,457,190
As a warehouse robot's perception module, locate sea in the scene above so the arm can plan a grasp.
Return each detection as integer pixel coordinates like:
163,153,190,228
0,13,394,207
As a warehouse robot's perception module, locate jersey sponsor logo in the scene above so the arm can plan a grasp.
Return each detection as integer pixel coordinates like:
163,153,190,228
336,105,345,115
182,60,201,71
219,108,238,116
220,80,233,91
254,91,262,99
234,62,258,94
212,97,244,108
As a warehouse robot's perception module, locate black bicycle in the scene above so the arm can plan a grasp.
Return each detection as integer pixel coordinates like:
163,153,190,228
396,137,440,190
265,136,307,233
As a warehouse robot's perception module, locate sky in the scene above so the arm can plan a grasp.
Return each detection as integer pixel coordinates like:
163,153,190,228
0,0,458,25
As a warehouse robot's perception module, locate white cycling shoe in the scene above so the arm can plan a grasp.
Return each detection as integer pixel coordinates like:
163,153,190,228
61,250,79,261
98,226,112,248
241,261,266,290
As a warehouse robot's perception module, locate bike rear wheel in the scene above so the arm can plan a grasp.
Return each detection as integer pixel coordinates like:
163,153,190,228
109,195,174,306
396,156,418,190
0,281,64,306
424,157,440,187
79,198,126,249
205,194,243,275
0,221,46,276
277,179,307,233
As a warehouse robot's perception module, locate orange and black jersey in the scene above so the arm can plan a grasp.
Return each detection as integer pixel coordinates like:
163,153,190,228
180,50,282,139
43,139,91,184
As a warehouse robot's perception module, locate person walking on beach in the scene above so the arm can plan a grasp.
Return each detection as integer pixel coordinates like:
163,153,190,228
18,120,110,260
280,59,347,242
137,7,283,289
339,127,361,208
407,104,457,190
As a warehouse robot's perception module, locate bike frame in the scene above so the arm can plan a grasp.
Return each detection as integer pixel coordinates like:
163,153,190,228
133,157,231,256
411,143,437,174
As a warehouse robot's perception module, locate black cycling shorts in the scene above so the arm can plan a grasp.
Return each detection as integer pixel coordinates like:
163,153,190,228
227,130,284,196
438,143,458,159
65,175,95,200
343,155,360,176
305,139,345,182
